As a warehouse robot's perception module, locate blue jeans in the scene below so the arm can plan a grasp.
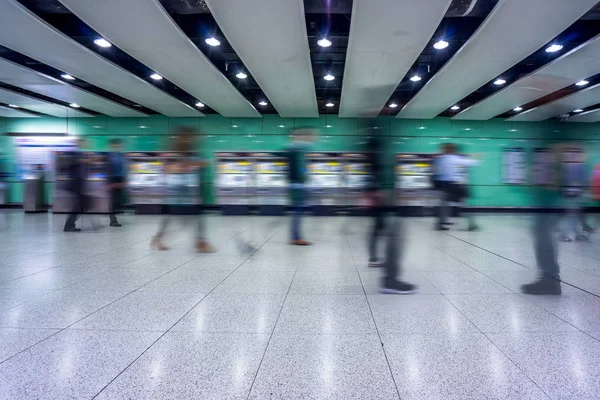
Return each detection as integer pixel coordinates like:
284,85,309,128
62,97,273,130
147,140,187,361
290,187,307,241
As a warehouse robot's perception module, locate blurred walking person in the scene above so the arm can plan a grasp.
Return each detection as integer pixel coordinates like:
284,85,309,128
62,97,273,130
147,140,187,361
364,127,386,267
150,127,215,253
286,128,315,245
558,147,588,242
107,138,125,227
63,138,96,232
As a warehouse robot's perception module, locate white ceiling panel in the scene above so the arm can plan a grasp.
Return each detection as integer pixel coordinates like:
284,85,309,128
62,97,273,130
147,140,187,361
508,82,600,121
0,106,39,118
0,0,199,117
567,108,600,122
0,88,91,118
455,35,600,120
398,0,598,119
339,0,452,118
206,0,318,118
59,0,259,118
0,58,146,117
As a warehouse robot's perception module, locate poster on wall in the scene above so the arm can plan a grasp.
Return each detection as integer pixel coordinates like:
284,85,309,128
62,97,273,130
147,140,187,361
532,147,555,185
502,147,527,184
14,136,78,181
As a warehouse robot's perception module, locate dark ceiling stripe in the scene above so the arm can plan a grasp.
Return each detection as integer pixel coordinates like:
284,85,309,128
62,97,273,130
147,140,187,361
17,0,216,114
441,19,600,117
0,44,155,115
0,102,47,117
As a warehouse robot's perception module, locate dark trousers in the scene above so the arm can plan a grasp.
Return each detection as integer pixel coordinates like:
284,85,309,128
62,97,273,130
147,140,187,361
369,206,385,261
533,214,560,280
383,215,403,285
290,187,306,241
155,205,205,240
109,177,124,223
64,192,91,229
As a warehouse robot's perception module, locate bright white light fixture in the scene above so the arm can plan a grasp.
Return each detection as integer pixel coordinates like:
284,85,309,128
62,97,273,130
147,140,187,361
418,126,425,130
150,73,163,80
465,128,471,131
278,125,285,128
494,78,506,85
69,103,80,108
94,38,112,48
232,125,238,128
450,105,460,111
8,104,19,108
573,109,583,113
318,38,332,48
326,125,332,128
195,102,205,108
513,106,523,111
433,39,449,50
545,43,563,53
205,37,220,47
410,75,422,82
61,74,75,80
139,125,147,129
389,103,398,108
575,80,589,86
324,74,335,81
258,100,268,106
236,72,247,79
325,101,335,107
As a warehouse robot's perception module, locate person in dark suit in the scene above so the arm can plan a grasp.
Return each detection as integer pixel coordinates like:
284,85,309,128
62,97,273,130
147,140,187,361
63,138,89,232
108,138,125,227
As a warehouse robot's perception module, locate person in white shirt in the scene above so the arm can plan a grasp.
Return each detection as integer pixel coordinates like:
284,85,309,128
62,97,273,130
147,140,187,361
435,143,478,231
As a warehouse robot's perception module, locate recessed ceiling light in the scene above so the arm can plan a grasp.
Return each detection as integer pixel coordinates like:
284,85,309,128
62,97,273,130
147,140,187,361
133,104,142,107
433,39,449,50
573,109,583,113
278,125,285,128
258,100,268,106
69,103,80,108
205,37,220,47
139,125,147,129
410,75,422,82
150,73,163,80
450,105,460,111
389,103,398,108
317,38,332,48
494,78,506,85
513,106,523,111
195,102,205,108
8,104,19,108
93,38,112,48
61,74,75,80
324,74,335,81
236,72,247,79
545,43,563,53
325,101,335,107
575,80,589,86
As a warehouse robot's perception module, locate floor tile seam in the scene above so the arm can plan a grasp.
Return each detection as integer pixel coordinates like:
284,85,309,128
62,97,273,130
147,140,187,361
90,227,280,400
440,233,600,300
480,331,554,399
0,286,139,366
0,289,60,313
0,265,63,285
344,230,402,400
441,292,553,398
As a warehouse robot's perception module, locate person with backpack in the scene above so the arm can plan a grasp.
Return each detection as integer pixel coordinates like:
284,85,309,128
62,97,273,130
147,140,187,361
286,128,315,246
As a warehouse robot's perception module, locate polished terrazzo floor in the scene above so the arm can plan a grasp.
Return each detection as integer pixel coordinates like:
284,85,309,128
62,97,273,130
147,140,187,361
1,211,600,399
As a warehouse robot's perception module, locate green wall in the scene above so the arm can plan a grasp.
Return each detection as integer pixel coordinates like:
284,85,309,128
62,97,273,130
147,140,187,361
2,114,600,206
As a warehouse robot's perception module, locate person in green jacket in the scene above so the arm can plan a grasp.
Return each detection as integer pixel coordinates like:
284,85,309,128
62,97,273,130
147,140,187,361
286,128,316,245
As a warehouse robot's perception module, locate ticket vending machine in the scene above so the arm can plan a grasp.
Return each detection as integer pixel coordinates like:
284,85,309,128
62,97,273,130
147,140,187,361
395,153,435,215
85,152,111,214
126,152,165,214
307,152,343,215
342,153,372,213
215,152,254,215
23,165,46,213
252,152,288,215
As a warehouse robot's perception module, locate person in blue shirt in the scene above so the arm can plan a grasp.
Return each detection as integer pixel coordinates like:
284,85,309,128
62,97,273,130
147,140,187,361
108,138,126,227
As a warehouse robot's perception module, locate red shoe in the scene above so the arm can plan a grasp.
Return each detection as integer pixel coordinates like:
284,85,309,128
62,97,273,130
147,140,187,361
290,239,312,246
